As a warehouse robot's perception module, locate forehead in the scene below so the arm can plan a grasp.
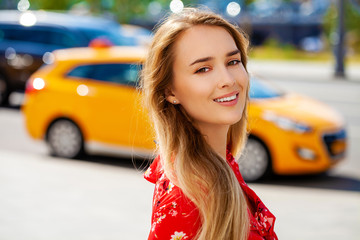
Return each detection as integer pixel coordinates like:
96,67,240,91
173,25,238,62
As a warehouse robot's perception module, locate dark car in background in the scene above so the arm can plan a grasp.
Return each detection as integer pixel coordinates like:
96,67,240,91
0,10,147,105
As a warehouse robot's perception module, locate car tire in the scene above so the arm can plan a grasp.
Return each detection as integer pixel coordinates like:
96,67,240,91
0,74,10,106
236,137,272,182
46,119,84,159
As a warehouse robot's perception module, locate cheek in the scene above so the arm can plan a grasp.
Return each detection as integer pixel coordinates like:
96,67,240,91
173,78,216,121
234,68,249,96
242,76,249,95
174,76,213,103
233,68,249,106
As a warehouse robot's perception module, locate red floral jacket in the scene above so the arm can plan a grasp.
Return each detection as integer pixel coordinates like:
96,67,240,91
144,149,278,240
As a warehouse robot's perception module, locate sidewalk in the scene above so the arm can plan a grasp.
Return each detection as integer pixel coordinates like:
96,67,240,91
248,60,360,82
251,183,360,240
0,149,359,240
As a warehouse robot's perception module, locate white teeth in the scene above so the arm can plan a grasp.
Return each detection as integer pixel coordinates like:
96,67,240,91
214,94,237,102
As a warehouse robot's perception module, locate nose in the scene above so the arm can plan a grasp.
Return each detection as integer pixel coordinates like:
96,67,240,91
217,66,235,89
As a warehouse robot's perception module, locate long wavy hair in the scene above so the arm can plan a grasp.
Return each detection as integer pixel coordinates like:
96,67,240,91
141,8,250,240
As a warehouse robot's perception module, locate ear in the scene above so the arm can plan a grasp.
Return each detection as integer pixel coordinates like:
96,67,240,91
165,87,179,104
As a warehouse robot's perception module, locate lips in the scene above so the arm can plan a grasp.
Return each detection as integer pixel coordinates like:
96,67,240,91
213,91,239,103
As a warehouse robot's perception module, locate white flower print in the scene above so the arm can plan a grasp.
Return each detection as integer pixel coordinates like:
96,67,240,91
144,167,152,178
156,213,166,224
169,209,178,217
166,181,174,193
170,231,188,240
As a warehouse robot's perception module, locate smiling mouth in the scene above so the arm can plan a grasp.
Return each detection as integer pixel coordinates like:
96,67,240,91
214,93,238,103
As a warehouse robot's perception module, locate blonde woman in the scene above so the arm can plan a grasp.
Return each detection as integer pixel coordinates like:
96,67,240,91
141,8,277,240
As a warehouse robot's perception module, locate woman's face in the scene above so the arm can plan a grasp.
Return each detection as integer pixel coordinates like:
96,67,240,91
168,25,249,131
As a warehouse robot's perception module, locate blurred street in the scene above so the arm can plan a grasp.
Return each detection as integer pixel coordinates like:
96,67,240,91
1,60,360,240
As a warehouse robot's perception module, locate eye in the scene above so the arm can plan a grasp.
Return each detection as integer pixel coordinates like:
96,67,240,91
228,59,241,66
195,67,210,74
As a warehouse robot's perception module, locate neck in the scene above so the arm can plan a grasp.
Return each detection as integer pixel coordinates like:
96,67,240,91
196,123,229,160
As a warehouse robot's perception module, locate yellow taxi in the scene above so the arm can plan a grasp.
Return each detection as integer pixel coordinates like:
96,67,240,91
22,45,347,181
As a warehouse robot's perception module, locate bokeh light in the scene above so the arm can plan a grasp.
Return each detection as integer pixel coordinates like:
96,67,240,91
17,0,30,12
226,2,241,17
77,84,89,96
148,1,162,16
33,78,45,90
170,0,184,13
42,52,55,65
19,11,37,26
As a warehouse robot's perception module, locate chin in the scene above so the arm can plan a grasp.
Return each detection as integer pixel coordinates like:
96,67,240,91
220,114,243,125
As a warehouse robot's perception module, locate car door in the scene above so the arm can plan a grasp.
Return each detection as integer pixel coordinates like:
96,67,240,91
66,62,155,152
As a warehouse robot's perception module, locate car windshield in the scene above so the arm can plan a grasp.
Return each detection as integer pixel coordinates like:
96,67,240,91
249,77,284,99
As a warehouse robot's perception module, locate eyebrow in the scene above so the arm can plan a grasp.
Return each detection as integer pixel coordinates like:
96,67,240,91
189,49,241,66
227,49,241,57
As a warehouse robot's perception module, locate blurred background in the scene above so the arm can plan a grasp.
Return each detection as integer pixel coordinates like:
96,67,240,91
0,0,359,239
2,0,360,61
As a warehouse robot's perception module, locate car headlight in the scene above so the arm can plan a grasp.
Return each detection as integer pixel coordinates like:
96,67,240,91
262,111,312,133
296,147,317,161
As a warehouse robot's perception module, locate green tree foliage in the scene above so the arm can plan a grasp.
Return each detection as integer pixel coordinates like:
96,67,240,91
31,0,74,10
323,0,360,53
29,0,193,23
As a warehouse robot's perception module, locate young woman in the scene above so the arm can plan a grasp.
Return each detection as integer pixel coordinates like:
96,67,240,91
141,8,277,240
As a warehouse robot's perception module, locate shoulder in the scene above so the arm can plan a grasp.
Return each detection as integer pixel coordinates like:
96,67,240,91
149,181,201,239
144,155,162,184
146,156,201,239
226,150,278,239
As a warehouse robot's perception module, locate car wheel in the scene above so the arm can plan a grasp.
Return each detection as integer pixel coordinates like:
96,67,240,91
0,74,10,106
236,137,271,182
47,119,84,159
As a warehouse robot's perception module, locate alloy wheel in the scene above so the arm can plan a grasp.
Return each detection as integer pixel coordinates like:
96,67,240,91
236,138,270,182
47,119,84,158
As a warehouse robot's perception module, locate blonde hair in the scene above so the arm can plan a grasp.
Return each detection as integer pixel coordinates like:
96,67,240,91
141,8,250,240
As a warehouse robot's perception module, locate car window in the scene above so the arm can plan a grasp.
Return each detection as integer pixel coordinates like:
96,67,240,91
0,28,4,41
0,25,79,48
79,28,136,46
67,63,141,86
250,77,284,99
47,30,79,48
